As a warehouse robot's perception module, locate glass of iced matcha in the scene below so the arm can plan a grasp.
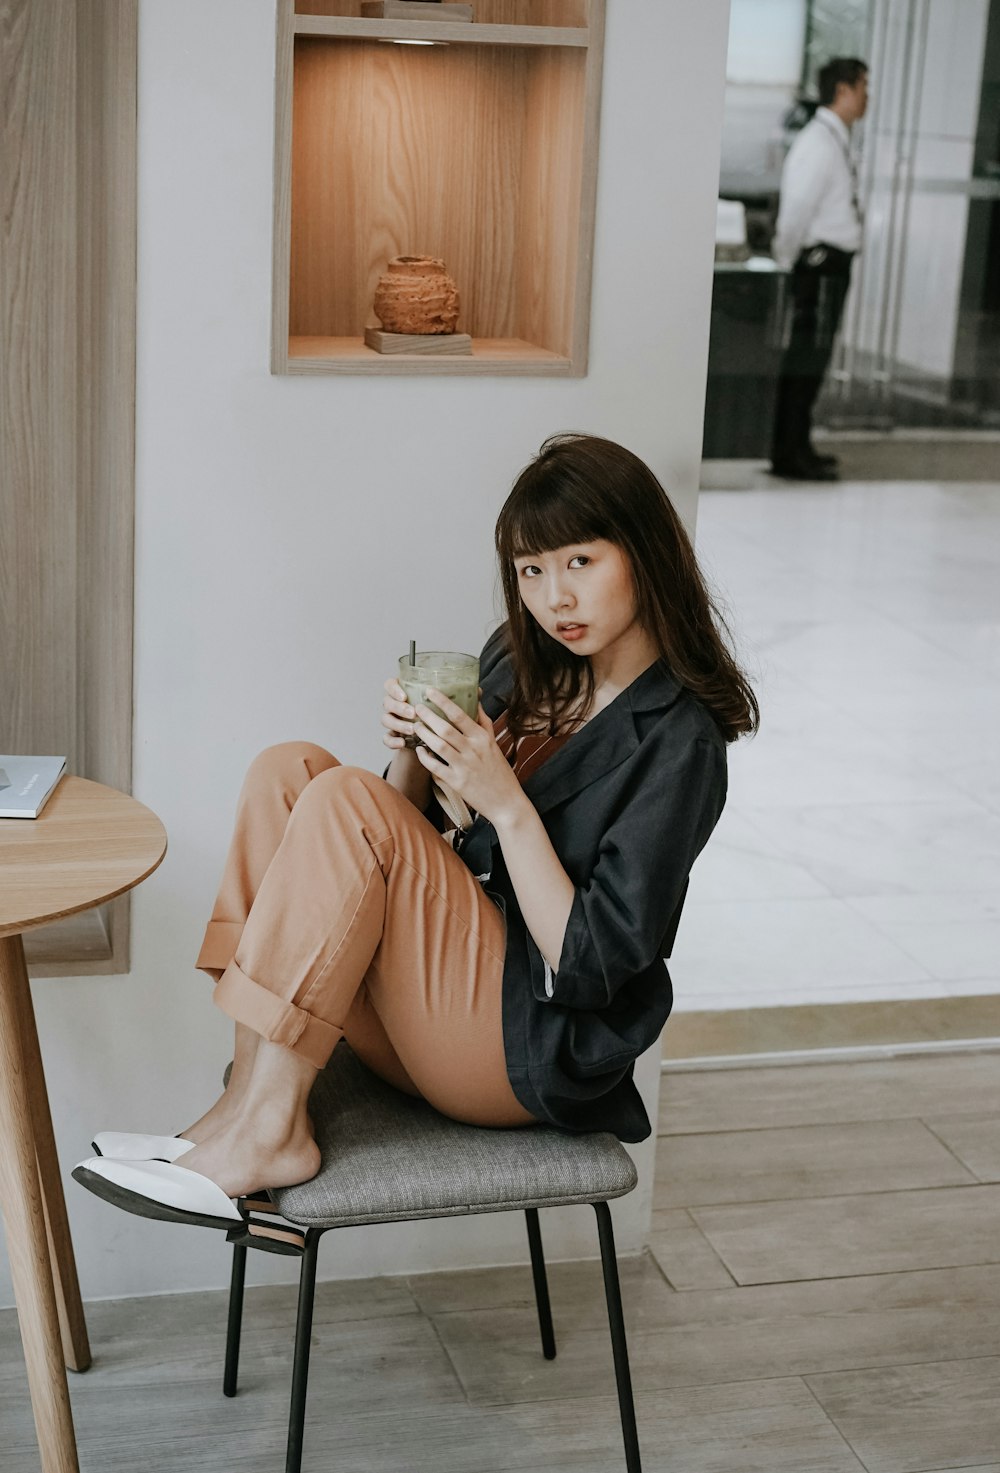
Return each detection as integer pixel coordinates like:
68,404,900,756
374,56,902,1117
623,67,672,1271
398,650,480,749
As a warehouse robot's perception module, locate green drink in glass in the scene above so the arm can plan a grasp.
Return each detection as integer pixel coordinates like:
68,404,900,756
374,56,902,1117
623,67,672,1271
398,650,480,750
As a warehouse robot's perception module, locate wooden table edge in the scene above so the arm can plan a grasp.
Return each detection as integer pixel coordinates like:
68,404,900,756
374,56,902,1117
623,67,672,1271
0,777,168,940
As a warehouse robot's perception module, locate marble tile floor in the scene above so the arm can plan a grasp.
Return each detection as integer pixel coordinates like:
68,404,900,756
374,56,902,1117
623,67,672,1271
672,476,1000,1013
2,1049,998,1471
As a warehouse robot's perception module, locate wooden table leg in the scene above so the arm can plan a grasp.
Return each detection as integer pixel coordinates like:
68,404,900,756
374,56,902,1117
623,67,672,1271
0,934,80,1473
14,953,92,1372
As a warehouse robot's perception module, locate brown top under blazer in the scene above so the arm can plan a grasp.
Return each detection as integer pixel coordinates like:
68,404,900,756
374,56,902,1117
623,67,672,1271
444,625,728,1142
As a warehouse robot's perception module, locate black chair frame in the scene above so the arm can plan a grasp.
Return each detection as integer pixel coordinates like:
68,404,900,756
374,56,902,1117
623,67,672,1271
222,1201,642,1473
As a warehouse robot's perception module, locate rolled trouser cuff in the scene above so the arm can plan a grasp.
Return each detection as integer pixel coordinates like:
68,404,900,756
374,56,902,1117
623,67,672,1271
196,921,245,976
213,960,342,1070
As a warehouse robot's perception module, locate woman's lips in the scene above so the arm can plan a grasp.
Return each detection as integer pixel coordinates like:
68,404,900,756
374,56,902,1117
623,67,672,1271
557,623,588,641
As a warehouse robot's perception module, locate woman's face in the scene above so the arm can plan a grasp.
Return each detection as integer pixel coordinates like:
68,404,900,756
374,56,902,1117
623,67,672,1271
513,539,646,662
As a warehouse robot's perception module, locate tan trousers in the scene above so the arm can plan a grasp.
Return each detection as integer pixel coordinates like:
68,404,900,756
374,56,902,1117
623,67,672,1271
196,743,534,1128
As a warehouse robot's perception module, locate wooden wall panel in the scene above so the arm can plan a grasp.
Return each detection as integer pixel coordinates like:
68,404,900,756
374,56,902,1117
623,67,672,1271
75,0,138,969
75,0,137,797
0,0,79,759
0,0,138,974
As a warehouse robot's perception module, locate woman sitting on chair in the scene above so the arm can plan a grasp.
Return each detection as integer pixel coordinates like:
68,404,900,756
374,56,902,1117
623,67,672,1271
74,433,758,1232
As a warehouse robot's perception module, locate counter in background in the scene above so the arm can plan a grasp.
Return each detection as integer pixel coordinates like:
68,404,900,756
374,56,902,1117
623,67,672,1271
703,256,789,459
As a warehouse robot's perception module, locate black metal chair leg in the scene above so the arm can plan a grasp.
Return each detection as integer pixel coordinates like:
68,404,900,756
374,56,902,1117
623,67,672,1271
524,1208,556,1359
223,1241,248,1398
593,1201,642,1473
286,1229,321,1473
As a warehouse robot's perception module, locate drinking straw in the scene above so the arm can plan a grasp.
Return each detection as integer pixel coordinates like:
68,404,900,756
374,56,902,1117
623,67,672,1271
409,639,416,666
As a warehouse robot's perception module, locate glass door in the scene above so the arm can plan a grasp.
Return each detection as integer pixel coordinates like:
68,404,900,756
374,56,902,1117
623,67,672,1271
823,0,1000,430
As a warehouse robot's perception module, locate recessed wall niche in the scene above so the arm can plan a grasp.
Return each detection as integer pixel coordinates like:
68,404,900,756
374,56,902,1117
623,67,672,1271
271,0,605,374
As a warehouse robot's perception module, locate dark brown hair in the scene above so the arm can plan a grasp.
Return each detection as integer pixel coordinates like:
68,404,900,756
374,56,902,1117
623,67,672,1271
494,433,759,743
817,57,867,106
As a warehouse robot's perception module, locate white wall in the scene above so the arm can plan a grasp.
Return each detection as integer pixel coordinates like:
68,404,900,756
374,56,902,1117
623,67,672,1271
2,0,731,1306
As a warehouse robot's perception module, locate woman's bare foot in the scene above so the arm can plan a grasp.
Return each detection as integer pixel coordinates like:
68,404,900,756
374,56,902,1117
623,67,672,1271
180,1022,263,1144
176,1119,320,1199
180,1089,246,1146
175,1036,320,1195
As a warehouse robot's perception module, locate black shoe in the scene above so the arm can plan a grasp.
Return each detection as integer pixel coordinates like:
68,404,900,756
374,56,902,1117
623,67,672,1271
809,449,839,469
769,457,839,482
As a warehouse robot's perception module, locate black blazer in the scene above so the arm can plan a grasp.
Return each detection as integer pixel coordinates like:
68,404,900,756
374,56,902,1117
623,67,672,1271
453,626,728,1142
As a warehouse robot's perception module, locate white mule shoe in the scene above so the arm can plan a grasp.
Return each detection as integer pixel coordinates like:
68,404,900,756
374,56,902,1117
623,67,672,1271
72,1156,244,1231
91,1131,195,1163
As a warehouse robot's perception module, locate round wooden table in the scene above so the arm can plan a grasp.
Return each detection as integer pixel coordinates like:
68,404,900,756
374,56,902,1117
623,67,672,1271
0,776,166,1473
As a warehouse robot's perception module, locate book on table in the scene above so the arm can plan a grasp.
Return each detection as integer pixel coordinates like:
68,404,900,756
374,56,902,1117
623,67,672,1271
0,756,67,818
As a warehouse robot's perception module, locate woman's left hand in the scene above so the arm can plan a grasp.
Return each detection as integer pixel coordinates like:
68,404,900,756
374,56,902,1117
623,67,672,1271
414,690,525,828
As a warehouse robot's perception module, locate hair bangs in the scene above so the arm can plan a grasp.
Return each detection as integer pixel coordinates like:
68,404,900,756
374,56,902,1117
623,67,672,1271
496,477,611,563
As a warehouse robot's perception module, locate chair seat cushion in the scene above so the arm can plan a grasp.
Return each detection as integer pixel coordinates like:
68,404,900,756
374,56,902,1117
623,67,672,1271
270,1044,638,1229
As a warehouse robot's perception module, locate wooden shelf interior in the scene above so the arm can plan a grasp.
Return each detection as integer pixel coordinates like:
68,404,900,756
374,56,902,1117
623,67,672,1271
295,1,589,26
287,335,572,373
287,33,588,359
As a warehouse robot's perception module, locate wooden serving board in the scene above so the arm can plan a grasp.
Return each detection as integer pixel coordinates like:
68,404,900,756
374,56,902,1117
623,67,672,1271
364,327,473,355
360,2,475,22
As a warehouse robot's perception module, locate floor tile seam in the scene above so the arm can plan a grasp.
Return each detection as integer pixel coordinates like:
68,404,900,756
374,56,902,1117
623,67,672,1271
660,1040,1000,1071
836,896,1000,981
645,1235,684,1292
342,1373,906,1441
915,1108,1000,1122
657,1181,984,1212
711,1260,1000,1289
729,790,999,819
670,1176,993,1213
655,1113,972,1139
467,1364,910,1410
798,1374,873,1471
248,1289,425,1325
800,1350,1000,1387
676,892,964,911
917,1117,992,1184
876,604,1000,667
646,1215,739,1290
280,1304,425,1330
747,679,984,739
625,1260,1000,1299
655,1109,994,1137
426,1299,1000,1349
656,1260,1000,1291
422,1300,477,1406
838,889,1000,919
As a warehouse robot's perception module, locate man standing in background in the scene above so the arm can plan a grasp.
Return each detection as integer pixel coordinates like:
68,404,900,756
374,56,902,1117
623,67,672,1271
770,57,868,481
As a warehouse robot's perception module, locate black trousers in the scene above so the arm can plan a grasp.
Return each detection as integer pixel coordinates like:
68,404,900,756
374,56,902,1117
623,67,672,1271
771,244,854,467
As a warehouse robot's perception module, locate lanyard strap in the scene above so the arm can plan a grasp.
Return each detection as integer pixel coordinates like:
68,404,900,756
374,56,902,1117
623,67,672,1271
816,115,862,222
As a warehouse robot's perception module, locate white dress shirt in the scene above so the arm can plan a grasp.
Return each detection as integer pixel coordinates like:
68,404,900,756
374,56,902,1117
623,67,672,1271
772,107,863,269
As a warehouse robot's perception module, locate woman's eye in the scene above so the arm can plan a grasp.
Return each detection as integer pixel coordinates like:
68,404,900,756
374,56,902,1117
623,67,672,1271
518,564,541,578
570,555,591,568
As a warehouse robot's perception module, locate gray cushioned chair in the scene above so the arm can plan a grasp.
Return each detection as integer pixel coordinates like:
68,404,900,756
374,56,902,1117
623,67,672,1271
223,1042,643,1472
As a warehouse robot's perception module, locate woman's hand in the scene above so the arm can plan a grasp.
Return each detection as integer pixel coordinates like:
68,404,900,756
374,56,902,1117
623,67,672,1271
382,677,431,810
413,689,526,828
382,677,417,752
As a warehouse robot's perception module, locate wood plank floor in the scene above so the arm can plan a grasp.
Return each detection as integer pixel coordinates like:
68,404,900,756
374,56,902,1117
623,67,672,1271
2,1049,999,1470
